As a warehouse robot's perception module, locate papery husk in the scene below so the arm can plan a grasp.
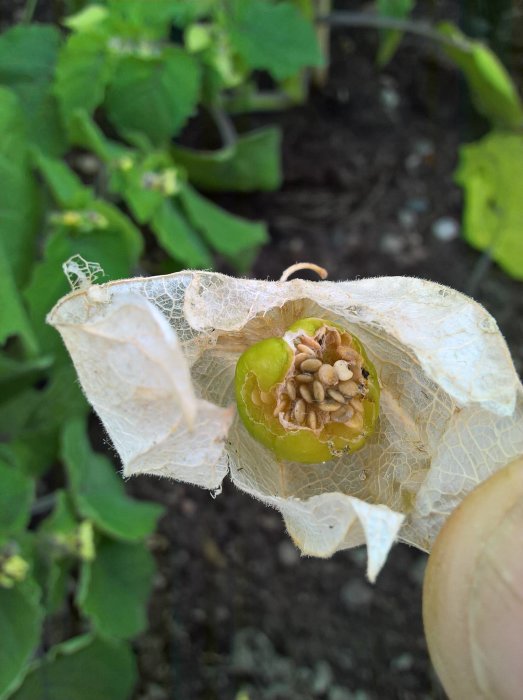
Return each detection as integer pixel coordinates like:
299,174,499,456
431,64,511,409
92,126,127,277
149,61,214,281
48,271,523,580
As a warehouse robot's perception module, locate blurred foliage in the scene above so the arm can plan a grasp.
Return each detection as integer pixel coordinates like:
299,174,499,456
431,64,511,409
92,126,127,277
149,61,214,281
0,1,321,697
456,131,523,280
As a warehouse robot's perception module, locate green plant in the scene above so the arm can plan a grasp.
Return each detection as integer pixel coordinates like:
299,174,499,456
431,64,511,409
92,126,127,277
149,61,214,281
0,1,322,697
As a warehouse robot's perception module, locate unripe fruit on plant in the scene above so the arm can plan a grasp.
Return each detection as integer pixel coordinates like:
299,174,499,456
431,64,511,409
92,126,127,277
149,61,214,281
235,317,380,463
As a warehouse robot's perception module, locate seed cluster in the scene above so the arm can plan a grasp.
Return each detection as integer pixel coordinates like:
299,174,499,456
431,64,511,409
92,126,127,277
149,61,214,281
274,326,369,433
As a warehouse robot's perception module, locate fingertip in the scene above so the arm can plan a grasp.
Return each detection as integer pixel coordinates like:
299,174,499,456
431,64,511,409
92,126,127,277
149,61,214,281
423,458,523,700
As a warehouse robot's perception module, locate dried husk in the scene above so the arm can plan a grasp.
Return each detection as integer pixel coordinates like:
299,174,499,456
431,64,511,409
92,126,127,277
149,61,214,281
48,271,523,580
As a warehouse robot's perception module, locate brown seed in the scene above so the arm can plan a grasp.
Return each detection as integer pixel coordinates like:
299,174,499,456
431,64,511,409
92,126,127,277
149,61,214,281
251,389,262,407
312,380,325,402
294,352,311,367
299,335,322,353
294,399,306,424
333,360,353,382
260,390,273,404
337,346,361,363
296,343,316,356
307,410,318,430
338,380,359,397
351,398,364,413
351,366,364,383
299,384,314,403
318,400,341,412
300,358,322,372
331,405,354,422
318,363,337,386
286,380,297,400
327,388,346,404
296,373,314,383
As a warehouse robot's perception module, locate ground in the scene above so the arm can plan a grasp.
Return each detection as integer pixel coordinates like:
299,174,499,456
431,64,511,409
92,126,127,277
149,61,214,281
130,17,522,700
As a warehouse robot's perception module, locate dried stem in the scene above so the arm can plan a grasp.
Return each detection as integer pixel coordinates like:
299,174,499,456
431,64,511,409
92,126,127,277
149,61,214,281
280,263,329,282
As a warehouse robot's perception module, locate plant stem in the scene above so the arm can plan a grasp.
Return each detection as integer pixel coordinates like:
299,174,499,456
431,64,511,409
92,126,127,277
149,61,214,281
210,105,238,148
466,248,494,297
316,11,472,52
22,0,39,23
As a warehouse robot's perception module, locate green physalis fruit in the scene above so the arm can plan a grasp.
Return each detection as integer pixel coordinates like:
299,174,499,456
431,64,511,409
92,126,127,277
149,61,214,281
235,318,380,463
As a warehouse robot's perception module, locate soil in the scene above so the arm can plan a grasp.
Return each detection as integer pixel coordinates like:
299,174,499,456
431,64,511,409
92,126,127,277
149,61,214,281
3,3,523,699
131,14,522,700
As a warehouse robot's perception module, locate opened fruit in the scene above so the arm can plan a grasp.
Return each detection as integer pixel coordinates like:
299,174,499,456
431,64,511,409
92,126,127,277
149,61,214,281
235,317,380,463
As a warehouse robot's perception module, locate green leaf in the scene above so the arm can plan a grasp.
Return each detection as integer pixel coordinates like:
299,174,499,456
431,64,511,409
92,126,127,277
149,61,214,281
0,354,51,385
377,0,414,66
227,0,323,80
54,31,113,132
0,24,65,155
68,110,129,162
455,130,523,280
61,419,164,542
0,579,43,700
78,538,155,639
0,87,41,286
151,199,213,268
109,151,173,224
108,0,213,30
64,5,110,32
439,22,523,129
0,460,34,537
180,183,268,260
172,126,282,191
0,241,38,354
0,364,87,440
32,151,92,209
9,635,137,700
105,47,201,145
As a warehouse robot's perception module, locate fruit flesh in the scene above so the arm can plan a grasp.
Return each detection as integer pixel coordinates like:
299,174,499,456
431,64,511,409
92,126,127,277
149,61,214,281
235,318,380,464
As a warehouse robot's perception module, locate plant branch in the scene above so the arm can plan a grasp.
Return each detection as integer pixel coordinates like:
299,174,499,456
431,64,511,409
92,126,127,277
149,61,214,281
22,0,39,23
316,11,471,52
210,105,238,149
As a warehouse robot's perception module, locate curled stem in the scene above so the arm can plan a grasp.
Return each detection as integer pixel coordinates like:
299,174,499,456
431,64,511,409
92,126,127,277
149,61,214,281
280,263,329,282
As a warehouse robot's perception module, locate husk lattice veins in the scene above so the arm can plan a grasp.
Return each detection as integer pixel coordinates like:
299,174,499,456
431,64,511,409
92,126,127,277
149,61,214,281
48,270,523,580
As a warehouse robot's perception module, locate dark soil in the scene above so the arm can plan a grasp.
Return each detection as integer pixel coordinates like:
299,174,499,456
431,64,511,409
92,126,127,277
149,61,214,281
131,15,523,700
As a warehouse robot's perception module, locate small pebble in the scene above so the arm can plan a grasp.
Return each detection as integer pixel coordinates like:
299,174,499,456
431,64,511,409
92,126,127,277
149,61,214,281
278,540,300,566
340,579,374,608
432,216,459,242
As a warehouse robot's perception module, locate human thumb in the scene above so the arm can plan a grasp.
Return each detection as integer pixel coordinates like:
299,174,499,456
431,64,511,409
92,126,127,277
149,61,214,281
423,457,523,700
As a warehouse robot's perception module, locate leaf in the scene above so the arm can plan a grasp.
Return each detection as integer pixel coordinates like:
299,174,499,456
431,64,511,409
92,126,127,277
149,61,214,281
0,87,40,286
179,183,269,259
151,199,213,268
63,5,110,32
171,126,282,191
105,47,200,145
455,130,523,280
61,419,164,541
0,460,34,537
32,151,92,209
67,110,129,162
376,0,415,66
227,0,323,80
0,24,65,155
439,22,523,129
9,635,137,700
48,271,523,580
0,579,43,700
77,538,155,639
0,241,38,354
54,31,113,132
25,200,143,353
108,0,213,30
